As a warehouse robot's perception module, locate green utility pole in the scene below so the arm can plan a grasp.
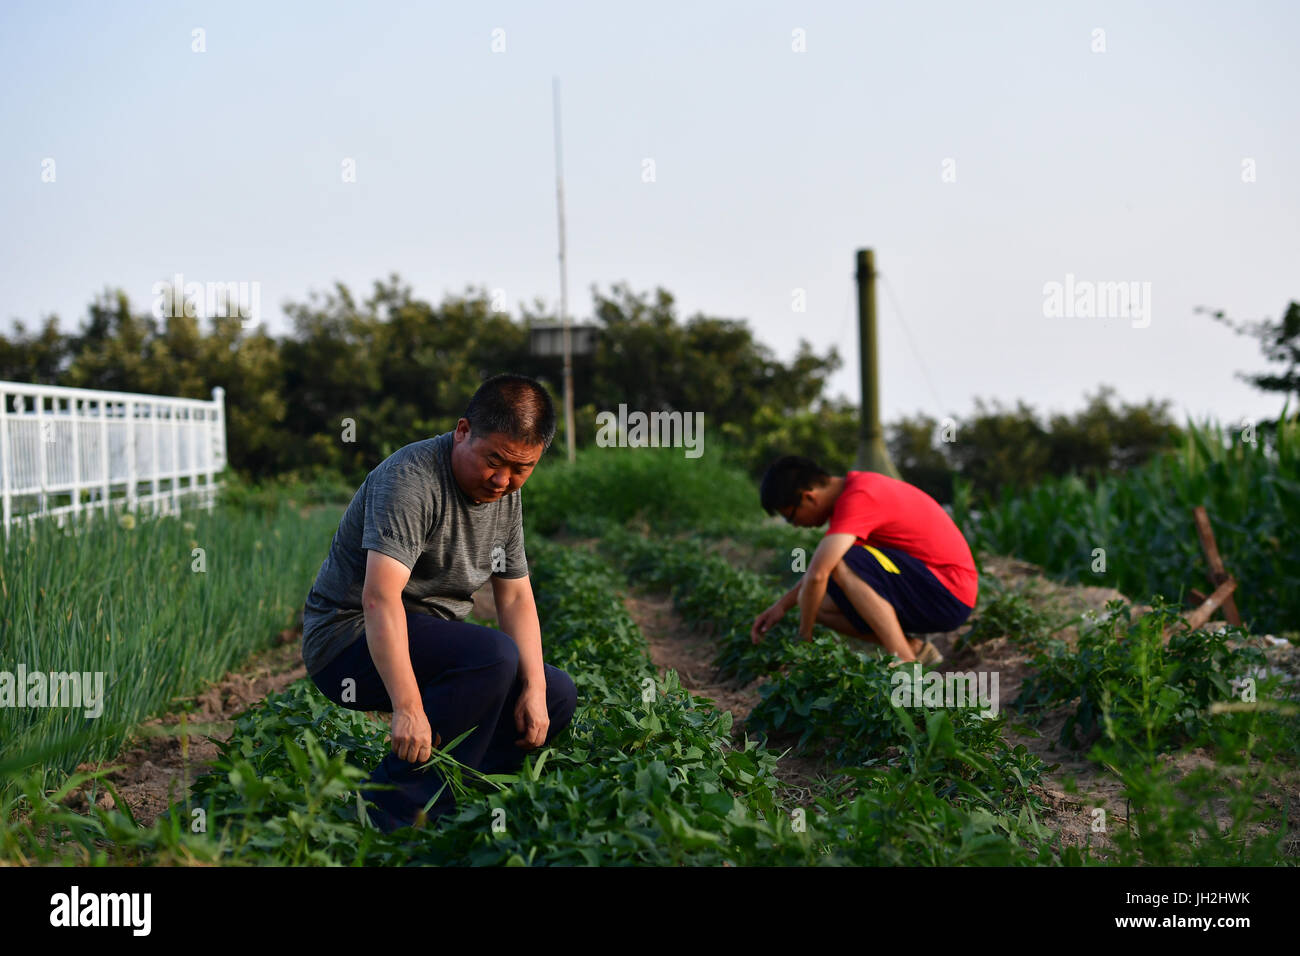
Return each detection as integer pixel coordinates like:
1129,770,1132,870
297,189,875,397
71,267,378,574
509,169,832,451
855,249,900,477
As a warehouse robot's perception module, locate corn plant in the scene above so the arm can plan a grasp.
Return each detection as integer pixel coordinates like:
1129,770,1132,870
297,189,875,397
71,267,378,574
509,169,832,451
952,412,1300,635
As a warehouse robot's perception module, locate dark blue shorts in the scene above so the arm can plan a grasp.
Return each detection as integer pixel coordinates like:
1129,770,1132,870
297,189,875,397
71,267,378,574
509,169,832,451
825,543,973,636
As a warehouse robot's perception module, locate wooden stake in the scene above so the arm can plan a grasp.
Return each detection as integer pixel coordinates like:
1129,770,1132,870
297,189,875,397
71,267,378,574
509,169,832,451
1192,506,1242,626
1160,577,1238,644
1184,577,1238,632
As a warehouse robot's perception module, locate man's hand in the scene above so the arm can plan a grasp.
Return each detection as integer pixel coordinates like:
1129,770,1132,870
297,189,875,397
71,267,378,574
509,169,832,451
391,707,441,764
751,602,786,644
514,683,550,749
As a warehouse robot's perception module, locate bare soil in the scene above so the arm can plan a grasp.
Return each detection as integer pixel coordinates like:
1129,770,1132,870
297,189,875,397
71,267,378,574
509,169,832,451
620,588,840,802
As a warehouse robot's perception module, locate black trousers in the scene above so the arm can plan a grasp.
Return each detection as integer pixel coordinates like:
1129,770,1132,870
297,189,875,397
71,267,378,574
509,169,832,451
310,610,578,830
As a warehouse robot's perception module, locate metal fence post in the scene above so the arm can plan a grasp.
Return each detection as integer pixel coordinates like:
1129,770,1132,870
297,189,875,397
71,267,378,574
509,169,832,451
211,386,226,512
0,388,10,538
36,393,47,517
99,397,110,519
125,398,137,513
151,400,160,514
170,404,179,514
71,397,82,523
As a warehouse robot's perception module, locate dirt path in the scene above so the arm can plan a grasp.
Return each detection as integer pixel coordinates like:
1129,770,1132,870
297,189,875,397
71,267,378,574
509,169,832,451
623,591,761,720
617,587,845,804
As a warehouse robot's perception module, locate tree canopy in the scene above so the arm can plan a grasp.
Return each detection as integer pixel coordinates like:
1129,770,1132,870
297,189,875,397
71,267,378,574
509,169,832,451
3,275,1184,502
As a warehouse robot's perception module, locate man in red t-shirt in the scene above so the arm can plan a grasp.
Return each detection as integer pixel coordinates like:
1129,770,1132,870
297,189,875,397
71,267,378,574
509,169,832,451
750,455,977,664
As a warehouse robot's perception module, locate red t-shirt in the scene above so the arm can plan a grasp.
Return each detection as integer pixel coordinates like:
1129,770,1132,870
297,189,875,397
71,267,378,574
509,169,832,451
826,471,978,608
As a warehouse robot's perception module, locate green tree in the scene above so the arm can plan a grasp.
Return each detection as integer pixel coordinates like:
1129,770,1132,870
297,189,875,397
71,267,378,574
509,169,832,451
887,412,954,502
3,276,1184,496
730,398,860,478
62,290,157,393
1201,300,1300,407
943,399,1052,502
0,315,71,384
280,276,546,482
198,315,287,480
1046,385,1181,478
586,282,843,471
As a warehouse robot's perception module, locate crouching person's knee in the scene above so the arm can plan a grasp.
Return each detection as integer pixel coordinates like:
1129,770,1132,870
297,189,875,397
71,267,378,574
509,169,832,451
482,628,521,690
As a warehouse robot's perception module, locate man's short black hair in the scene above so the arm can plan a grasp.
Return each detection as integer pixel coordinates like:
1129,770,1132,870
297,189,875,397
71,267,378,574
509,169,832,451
464,373,557,450
759,455,830,515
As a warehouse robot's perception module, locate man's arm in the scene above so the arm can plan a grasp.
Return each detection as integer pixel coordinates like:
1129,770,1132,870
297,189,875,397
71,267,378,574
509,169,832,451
362,549,437,763
795,533,857,640
776,580,801,612
492,574,550,749
751,580,802,643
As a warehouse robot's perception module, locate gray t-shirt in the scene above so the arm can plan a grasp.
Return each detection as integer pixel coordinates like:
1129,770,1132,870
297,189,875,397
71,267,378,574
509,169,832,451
300,431,528,676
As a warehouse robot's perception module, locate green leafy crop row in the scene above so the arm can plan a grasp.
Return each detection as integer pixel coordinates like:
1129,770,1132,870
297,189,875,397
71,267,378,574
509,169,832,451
1015,598,1285,755
596,527,1299,865
951,414,1300,636
597,529,1051,824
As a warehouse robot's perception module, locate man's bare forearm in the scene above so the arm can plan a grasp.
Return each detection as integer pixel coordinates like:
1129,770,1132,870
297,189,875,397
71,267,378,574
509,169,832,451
777,581,801,612
497,588,546,690
362,593,422,712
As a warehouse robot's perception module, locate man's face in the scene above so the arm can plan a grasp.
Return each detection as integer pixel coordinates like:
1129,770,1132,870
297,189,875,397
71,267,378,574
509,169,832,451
778,489,812,527
450,419,544,504
778,487,826,527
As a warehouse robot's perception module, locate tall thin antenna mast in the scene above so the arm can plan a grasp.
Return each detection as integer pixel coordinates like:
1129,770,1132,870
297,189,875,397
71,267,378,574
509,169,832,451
553,75,575,463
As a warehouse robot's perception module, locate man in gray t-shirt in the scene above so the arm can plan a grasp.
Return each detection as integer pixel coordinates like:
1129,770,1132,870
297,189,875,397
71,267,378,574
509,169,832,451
301,374,577,832
301,428,529,676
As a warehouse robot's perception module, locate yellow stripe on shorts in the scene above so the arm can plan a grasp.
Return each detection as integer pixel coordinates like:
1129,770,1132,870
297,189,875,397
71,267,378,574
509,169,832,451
860,544,901,574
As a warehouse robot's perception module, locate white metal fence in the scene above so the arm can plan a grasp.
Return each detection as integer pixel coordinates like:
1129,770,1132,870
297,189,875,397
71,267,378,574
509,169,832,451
0,381,227,536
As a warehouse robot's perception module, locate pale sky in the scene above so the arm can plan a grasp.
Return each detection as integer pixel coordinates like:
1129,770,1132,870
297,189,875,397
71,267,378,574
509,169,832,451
2,0,1296,431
